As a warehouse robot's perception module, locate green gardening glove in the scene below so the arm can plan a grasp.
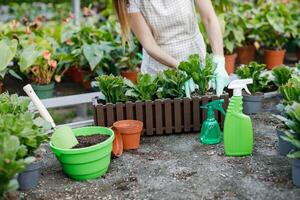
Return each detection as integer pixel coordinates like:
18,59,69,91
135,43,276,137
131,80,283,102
184,78,196,98
211,55,229,96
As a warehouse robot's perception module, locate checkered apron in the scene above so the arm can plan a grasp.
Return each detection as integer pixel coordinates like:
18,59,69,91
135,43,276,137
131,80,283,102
138,0,206,74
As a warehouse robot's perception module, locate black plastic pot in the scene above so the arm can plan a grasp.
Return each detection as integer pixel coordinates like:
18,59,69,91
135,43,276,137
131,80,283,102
292,159,300,187
243,94,264,115
18,161,41,190
276,128,295,156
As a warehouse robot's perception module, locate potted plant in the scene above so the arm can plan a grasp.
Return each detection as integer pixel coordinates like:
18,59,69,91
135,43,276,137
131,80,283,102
0,133,32,199
0,38,21,94
281,102,300,187
253,2,298,69
93,54,229,135
236,2,257,65
18,42,58,99
116,42,142,84
223,8,245,74
0,93,49,190
236,62,270,114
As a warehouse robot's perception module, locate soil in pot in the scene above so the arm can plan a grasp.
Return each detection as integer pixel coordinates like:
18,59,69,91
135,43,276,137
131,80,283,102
31,82,55,99
292,159,300,187
225,54,237,74
237,45,256,65
18,161,42,191
73,134,110,149
243,93,264,115
264,49,286,70
276,127,295,156
121,70,138,84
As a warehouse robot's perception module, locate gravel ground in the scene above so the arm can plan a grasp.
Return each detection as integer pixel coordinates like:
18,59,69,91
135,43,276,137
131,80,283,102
20,98,300,200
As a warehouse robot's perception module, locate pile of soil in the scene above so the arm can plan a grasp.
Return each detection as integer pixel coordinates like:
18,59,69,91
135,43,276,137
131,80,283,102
73,134,110,149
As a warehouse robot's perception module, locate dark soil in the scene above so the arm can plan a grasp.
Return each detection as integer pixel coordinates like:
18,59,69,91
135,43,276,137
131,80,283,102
73,134,110,148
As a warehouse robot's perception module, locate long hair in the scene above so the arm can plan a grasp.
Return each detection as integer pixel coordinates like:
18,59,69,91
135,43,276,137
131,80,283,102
113,0,130,43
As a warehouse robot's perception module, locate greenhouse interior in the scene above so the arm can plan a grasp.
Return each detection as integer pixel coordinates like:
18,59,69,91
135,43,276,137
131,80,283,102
0,0,300,199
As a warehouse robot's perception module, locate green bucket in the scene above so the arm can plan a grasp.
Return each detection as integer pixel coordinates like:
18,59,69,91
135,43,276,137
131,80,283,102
49,126,114,181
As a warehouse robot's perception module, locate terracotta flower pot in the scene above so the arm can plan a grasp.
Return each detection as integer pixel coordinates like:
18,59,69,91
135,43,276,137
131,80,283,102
237,45,256,65
0,81,3,94
112,127,124,157
264,49,286,70
225,54,237,75
71,68,85,83
121,70,138,84
113,120,143,150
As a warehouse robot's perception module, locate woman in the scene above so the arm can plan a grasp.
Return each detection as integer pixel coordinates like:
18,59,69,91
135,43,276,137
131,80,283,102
114,0,229,96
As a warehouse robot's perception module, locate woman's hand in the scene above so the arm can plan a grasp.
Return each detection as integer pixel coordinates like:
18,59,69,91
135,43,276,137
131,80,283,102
196,0,229,96
129,13,178,69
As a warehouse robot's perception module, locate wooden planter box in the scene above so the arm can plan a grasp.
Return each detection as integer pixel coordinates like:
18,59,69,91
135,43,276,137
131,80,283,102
92,94,229,136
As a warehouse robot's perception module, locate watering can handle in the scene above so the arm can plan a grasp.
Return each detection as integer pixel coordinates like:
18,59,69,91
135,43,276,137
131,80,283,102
23,84,56,128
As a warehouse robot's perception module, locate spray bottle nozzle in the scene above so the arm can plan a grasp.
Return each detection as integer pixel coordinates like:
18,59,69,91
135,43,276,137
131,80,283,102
228,79,253,96
201,99,226,116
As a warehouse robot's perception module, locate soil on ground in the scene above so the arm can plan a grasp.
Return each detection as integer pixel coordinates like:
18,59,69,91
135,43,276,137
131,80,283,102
73,135,110,149
19,95,300,200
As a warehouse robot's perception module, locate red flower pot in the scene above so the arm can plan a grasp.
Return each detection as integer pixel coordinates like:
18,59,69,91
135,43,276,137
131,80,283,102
237,45,256,65
71,68,85,83
120,70,138,84
225,54,237,75
264,49,286,70
0,81,3,94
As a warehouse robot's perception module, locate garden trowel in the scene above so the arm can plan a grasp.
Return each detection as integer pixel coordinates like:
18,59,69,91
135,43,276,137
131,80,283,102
23,84,78,149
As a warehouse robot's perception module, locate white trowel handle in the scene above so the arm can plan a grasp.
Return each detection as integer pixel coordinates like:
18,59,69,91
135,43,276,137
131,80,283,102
23,84,56,128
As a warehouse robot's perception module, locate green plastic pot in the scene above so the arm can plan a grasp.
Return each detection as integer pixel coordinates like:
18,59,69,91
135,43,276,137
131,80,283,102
31,82,55,99
50,126,114,181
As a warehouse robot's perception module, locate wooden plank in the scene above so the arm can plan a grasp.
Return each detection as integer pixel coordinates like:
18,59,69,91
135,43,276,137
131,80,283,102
106,104,115,127
125,102,134,119
183,98,191,132
135,101,144,134
164,99,173,134
96,105,105,126
116,103,124,121
145,101,154,136
135,101,144,122
192,97,201,132
174,98,182,133
154,99,163,135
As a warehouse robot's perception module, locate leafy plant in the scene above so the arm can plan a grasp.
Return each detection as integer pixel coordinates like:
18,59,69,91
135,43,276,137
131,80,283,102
96,75,128,104
248,2,298,50
279,75,300,105
179,54,215,95
223,7,245,54
0,93,30,115
125,74,158,101
0,38,21,82
236,62,270,94
281,102,300,159
156,69,189,99
0,93,49,198
272,65,292,87
0,133,32,198
115,40,142,72
18,41,58,85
